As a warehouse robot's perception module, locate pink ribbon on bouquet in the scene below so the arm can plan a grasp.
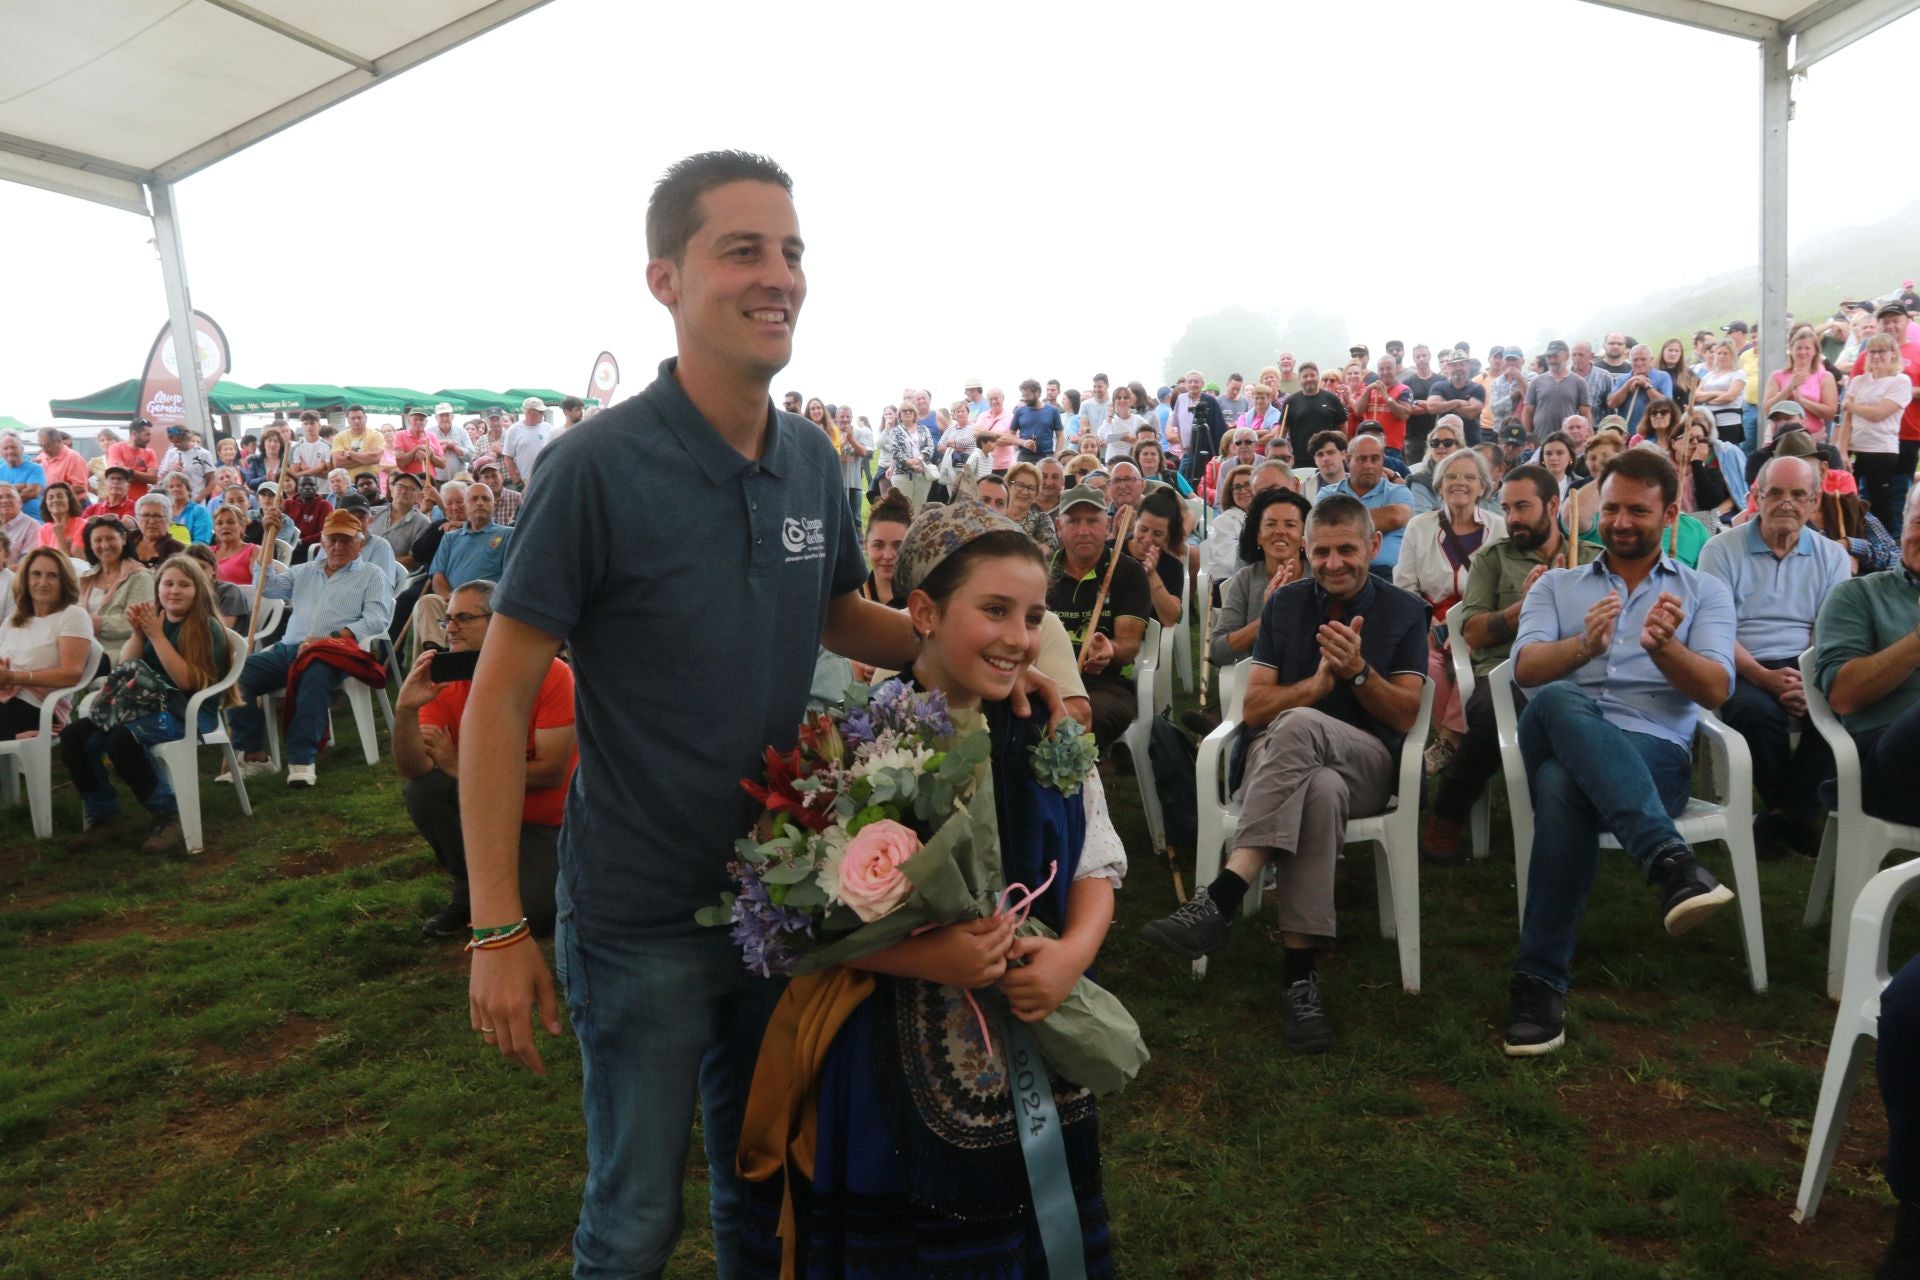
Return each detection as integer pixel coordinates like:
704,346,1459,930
911,860,1060,1058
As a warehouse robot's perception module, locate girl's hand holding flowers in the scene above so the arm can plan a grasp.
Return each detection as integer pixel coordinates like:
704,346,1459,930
997,935,1085,1023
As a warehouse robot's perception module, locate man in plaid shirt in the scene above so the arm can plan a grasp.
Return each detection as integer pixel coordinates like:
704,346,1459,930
474,461,521,525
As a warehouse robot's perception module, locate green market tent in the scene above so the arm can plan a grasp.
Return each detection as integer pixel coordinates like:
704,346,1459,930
500,387,572,407
340,387,448,416
434,389,511,414
255,383,348,412
50,378,304,419
0,414,31,433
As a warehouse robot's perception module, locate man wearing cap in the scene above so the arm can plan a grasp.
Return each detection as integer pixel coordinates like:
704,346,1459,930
1139,491,1427,1054
407,480,511,659
224,509,395,787
1427,351,1488,446
367,471,432,566
392,408,444,483
471,409,509,474
1499,420,1533,472
83,467,139,521
502,398,551,487
332,405,386,485
1523,341,1592,442
474,460,521,526
1489,349,1535,425
333,492,401,581
1742,404,1819,487
107,419,160,500
255,481,298,554
1697,453,1850,858
429,406,473,484
1319,433,1414,577
156,425,218,502
1046,485,1151,745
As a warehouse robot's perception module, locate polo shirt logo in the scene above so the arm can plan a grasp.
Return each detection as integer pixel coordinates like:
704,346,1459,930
781,514,826,561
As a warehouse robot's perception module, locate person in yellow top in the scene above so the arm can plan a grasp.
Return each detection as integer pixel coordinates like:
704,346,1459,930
331,404,386,483
1730,320,1762,459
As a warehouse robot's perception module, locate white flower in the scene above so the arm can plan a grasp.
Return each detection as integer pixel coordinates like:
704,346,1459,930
852,744,933,780
814,825,852,905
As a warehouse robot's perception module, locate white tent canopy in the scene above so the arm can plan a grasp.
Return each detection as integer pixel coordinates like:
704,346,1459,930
0,0,552,434
1582,0,1920,377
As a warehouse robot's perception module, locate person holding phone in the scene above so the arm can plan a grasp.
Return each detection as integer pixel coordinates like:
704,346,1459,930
394,578,575,940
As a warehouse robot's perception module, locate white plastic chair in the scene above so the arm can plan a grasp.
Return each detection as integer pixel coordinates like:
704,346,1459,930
1798,647,1920,999
1118,620,1168,858
251,597,285,647
1444,622,1492,860
1486,659,1769,993
81,630,253,854
1172,567,1197,693
1192,667,1434,993
263,633,392,769
0,638,105,838
1794,856,1920,1222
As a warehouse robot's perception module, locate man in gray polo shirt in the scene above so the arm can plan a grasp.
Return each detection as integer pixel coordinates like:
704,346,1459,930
460,153,922,1280
1522,340,1592,442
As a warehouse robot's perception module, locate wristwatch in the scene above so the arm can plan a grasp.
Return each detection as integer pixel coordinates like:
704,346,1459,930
1349,665,1370,688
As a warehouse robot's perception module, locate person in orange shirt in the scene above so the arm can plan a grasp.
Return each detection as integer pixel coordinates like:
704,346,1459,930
106,419,161,499
394,578,575,939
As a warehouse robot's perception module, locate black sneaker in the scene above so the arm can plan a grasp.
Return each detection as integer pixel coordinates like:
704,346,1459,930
421,900,471,940
1504,973,1567,1057
138,816,185,858
1281,975,1336,1055
1138,887,1231,960
1878,1198,1920,1280
1649,847,1734,936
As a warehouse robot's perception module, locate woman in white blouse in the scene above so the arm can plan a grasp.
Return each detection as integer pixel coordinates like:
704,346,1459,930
0,547,95,739
1393,449,1506,774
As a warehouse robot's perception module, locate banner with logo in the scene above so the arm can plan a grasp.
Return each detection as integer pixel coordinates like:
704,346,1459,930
136,310,229,429
587,351,620,408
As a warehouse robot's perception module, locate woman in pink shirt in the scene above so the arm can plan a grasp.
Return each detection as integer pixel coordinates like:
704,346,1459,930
1761,326,1838,441
34,482,87,556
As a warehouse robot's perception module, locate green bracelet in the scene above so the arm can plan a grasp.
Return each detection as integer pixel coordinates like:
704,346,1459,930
470,917,528,943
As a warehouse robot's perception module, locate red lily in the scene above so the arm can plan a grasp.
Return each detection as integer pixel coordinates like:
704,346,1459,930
741,746,833,831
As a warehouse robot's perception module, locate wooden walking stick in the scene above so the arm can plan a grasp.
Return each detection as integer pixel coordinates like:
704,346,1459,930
1076,505,1136,667
1197,585,1213,710
1563,483,1580,569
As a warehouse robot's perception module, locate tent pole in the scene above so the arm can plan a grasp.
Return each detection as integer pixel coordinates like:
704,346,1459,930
148,181,213,442
1758,35,1790,390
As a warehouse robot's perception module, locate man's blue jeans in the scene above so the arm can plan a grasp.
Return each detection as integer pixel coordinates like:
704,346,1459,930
1739,403,1760,458
226,641,348,766
1515,683,1694,992
556,915,783,1280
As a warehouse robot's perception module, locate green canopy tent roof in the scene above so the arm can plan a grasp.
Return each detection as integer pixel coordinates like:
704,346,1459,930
500,388,572,408
49,378,304,420
0,414,32,433
255,383,349,412
342,387,457,416
434,389,511,415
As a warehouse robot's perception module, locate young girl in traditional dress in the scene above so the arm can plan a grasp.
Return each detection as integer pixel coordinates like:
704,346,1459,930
742,503,1124,1279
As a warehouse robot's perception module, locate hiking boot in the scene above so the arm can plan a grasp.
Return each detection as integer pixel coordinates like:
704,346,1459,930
1281,974,1336,1055
1649,847,1734,936
1504,974,1567,1057
138,816,185,858
1421,814,1466,866
67,810,127,851
1877,1198,1920,1280
422,899,471,940
1138,887,1231,960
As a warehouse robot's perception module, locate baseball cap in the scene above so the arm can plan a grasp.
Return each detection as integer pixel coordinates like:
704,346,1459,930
521,397,546,412
1767,401,1806,419
487,407,507,419
337,491,371,511
257,480,280,496
434,402,454,415
1500,422,1529,446
1503,347,1523,360
103,464,131,479
319,510,364,538
1545,339,1570,355
1722,320,1750,333
1057,485,1108,514
963,378,983,390
1488,346,1505,360
1877,300,1910,318
1771,425,1817,457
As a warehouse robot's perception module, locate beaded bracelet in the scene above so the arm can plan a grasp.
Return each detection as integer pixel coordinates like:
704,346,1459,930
466,927,531,953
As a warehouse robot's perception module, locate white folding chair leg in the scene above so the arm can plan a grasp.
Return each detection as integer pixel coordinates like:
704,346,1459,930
1191,729,1233,982
344,682,380,765
1722,805,1770,995
262,696,284,773
19,746,54,839
1469,793,1490,860
225,741,253,817
154,741,203,854
1805,818,1837,928
1796,1020,1875,1224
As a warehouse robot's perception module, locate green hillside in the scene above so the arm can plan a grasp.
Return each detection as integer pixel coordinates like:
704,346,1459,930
1568,201,1920,342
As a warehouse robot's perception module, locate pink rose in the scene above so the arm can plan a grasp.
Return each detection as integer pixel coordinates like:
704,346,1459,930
835,820,921,922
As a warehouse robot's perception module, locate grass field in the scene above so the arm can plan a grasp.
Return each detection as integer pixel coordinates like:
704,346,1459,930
2,637,1915,1279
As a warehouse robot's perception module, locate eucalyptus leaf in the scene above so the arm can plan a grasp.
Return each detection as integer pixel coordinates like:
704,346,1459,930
761,860,816,885
784,881,828,910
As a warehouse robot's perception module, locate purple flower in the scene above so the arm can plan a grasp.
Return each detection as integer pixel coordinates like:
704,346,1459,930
841,708,877,750
728,861,816,977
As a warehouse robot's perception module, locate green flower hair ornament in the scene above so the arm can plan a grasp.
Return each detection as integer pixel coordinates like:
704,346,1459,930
1030,719,1101,797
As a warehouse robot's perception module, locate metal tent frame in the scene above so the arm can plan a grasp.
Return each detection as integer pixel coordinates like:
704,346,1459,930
1581,0,1920,375
0,0,555,436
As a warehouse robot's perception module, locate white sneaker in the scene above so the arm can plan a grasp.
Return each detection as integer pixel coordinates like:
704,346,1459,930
286,764,317,787
215,759,274,784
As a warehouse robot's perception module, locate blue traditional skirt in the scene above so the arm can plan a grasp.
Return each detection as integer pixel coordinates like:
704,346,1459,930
740,975,1114,1279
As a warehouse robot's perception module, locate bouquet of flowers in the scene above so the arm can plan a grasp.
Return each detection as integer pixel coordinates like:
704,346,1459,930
698,678,1148,1095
